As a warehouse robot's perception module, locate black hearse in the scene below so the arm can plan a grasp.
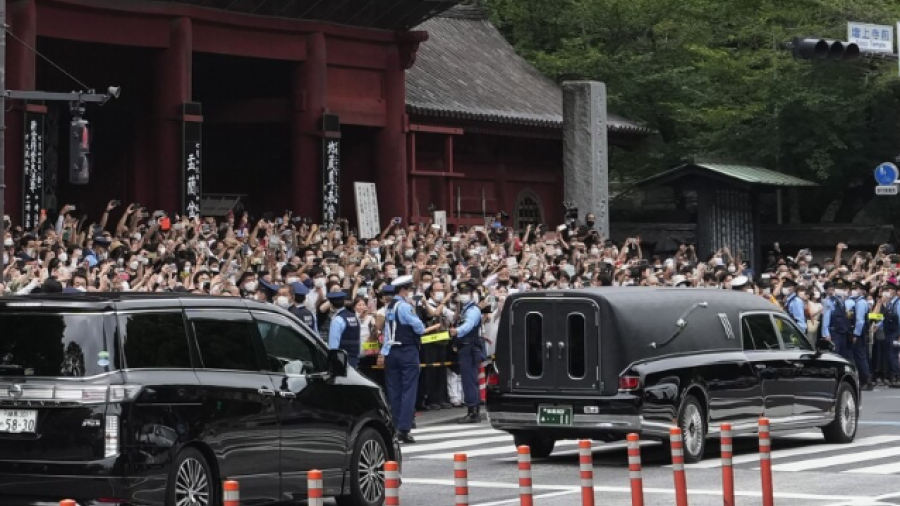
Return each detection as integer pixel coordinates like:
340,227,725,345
486,288,859,462
0,293,397,506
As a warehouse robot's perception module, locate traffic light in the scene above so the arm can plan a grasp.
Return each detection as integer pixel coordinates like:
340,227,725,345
69,117,90,185
791,38,860,61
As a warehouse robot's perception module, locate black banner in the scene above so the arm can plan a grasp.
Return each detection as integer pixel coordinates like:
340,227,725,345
182,103,202,219
23,110,45,230
323,138,340,227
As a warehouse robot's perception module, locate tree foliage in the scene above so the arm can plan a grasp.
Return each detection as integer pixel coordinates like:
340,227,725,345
483,0,900,221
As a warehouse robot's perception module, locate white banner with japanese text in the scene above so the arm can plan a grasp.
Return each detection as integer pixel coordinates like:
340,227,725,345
354,182,381,240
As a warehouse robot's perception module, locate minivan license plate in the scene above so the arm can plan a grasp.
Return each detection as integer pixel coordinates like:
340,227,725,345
537,406,572,426
0,409,37,433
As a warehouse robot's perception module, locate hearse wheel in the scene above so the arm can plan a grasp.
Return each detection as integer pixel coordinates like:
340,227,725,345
166,447,217,506
337,428,388,506
822,382,858,444
676,395,707,463
512,433,556,458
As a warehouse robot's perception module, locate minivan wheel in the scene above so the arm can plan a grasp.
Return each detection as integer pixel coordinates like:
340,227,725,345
167,447,216,506
337,428,387,506
512,433,556,458
677,395,707,464
823,382,858,444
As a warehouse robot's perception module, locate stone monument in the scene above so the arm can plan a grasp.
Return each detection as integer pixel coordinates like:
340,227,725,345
563,81,609,239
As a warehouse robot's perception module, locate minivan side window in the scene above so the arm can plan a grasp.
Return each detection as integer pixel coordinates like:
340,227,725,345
743,314,781,350
192,319,261,372
256,321,327,375
525,313,544,377
121,312,192,369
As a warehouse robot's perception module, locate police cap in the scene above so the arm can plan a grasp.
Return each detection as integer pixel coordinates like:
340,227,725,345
457,280,478,293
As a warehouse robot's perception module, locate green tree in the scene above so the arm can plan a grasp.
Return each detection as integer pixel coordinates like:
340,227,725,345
484,0,900,222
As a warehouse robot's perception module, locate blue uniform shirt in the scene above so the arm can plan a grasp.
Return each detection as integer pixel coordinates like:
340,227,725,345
822,296,839,338
328,311,347,350
381,296,426,356
456,302,483,338
786,294,807,333
851,297,868,337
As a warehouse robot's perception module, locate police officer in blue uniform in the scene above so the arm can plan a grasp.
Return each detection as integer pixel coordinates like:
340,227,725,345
880,280,900,388
327,291,362,368
450,280,486,424
848,281,874,390
381,275,442,443
289,282,317,329
781,278,808,334
822,279,851,358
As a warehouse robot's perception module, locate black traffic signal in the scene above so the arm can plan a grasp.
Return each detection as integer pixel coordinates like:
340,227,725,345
69,118,90,185
792,38,860,61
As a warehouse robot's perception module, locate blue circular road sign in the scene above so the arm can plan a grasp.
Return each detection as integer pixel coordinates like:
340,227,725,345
875,163,898,186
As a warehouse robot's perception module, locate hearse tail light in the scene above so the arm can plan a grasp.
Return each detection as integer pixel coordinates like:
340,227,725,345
618,375,641,391
487,370,500,386
104,415,119,458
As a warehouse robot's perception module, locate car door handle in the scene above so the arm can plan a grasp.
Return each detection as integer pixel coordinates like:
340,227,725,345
258,387,276,397
546,341,553,359
279,391,297,399
792,362,804,368
558,341,565,360
755,364,767,370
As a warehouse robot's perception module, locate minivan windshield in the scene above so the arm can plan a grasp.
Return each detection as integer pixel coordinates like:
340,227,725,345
0,313,115,377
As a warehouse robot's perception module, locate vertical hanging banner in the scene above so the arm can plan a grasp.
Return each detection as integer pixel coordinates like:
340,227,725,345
354,182,381,239
183,103,203,219
22,109,45,230
322,113,341,228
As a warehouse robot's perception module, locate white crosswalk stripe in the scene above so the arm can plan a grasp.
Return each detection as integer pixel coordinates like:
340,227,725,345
408,424,900,474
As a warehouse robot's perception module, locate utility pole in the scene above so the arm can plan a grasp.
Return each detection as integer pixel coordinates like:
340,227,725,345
0,0,7,272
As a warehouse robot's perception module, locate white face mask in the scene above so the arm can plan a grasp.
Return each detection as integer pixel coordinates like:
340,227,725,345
3,239,12,248
590,248,599,256
286,276,300,285
782,288,791,296
433,292,445,303
58,252,68,263
313,278,326,288
243,281,258,292
835,289,847,298
727,266,736,273
129,261,140,271
158,246,167,255
458,294,472,305
275,296,291,309
405,249,415,258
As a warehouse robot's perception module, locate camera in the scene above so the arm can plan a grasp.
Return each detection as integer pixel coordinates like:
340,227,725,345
562,202,579,230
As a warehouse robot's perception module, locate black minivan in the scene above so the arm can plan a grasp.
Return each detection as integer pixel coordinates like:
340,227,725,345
0,293,399,506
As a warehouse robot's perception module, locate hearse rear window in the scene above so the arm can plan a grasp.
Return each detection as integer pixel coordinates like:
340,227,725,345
0,313,114,377
567,314,586,379
525,313,544,377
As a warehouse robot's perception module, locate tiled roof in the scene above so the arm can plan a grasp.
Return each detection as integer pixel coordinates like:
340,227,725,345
638,162,818,188
762,225,898,249
407,6,651,134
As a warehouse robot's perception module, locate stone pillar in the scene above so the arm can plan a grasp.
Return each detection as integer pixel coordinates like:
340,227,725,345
562,81,609,239
152,17,192,212
375,45,408,222
5,0,36,223
292,32,326,220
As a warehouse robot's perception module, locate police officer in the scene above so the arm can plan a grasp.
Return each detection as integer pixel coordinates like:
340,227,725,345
781,278,808,334
380,275,441,443
823,279,851,358
848,281,873,390
731,275,751,292
450,280,486,424
328,291,362,368
881,280,900,388
289,282,317,329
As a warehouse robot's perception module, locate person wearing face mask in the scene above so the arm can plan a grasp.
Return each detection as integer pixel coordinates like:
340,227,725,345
822,279,851,358
806,288,824,341
415,283,453,410
449,280,486,424
381,276,435,443
877,281,900,387
238,272,258,298
327,291,362,368
847,281,873,390
781,278,808,334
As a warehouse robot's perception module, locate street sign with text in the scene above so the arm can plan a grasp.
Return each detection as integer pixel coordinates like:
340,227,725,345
876,185,898,195
848,22,894,54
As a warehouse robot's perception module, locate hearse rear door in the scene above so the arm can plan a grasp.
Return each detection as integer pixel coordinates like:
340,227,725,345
509,298,600,393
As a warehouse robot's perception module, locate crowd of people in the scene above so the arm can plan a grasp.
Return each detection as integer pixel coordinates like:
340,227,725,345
2,202,900,405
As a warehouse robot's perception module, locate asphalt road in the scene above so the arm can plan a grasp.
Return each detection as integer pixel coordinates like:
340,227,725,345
397,388,900,506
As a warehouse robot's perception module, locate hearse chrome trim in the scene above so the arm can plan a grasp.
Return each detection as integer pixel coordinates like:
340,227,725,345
489,412,641,430
718,313,735,339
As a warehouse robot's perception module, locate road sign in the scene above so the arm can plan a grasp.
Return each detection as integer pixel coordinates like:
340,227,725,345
848,22,894,53
876,185,898,195
875,162,899,186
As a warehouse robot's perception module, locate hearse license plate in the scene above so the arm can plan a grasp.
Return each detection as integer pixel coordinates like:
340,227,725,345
537,405,572,426
0,409,37,433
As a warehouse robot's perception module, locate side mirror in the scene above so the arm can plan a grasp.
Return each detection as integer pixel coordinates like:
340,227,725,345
327,349,349,378
816,339,835,353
